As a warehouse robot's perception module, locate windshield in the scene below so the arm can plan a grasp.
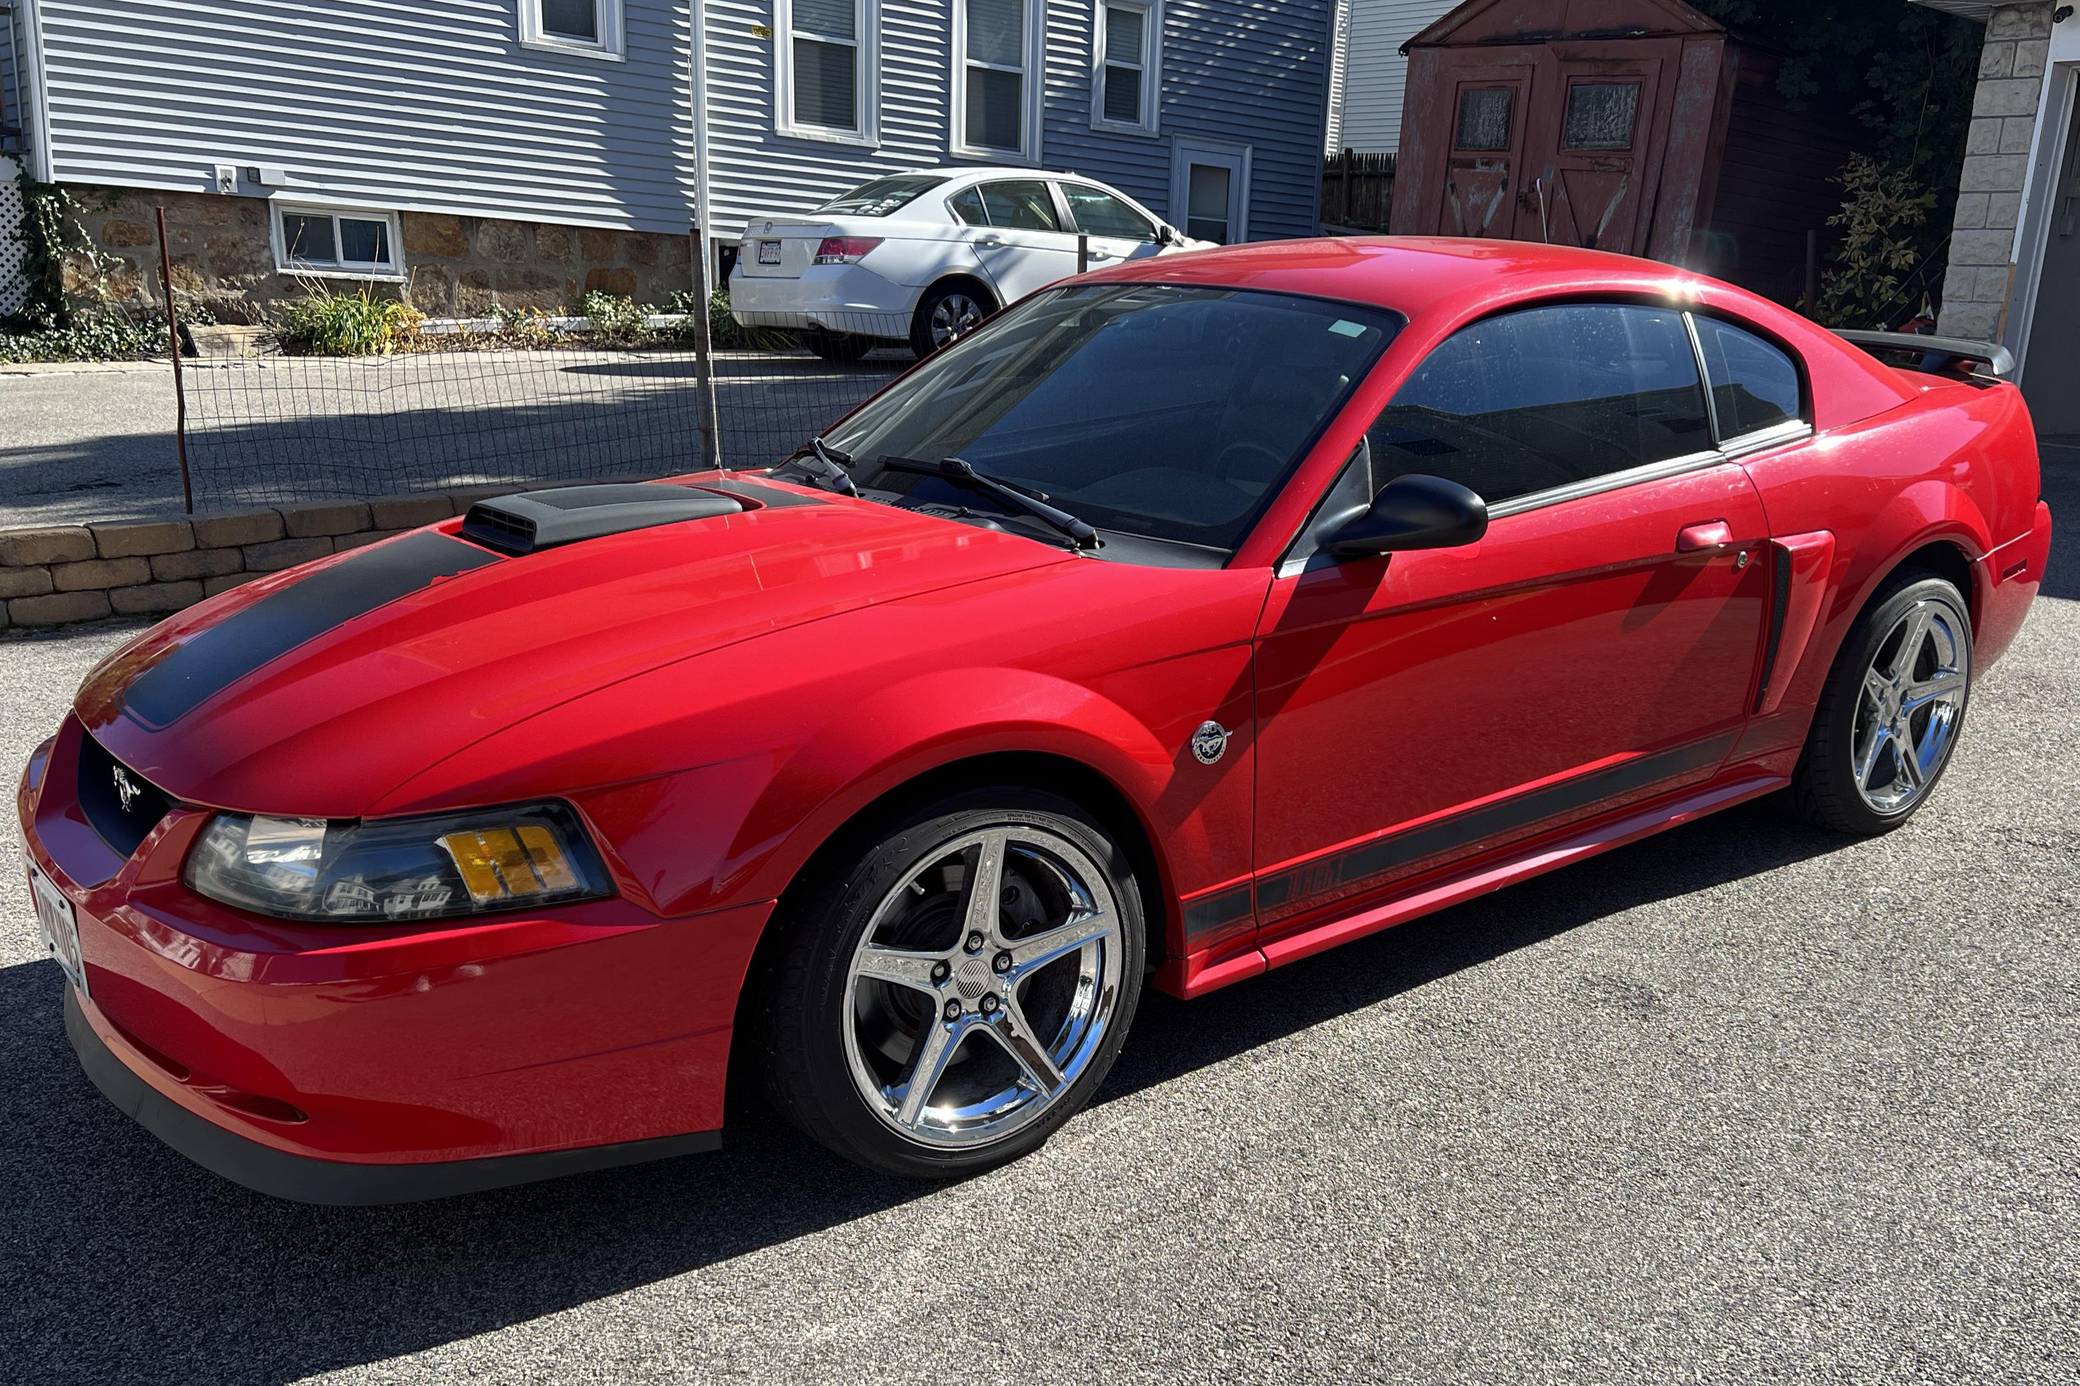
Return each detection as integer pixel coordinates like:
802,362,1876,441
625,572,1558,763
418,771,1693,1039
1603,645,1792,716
825,284,1401,551
815,175,948,218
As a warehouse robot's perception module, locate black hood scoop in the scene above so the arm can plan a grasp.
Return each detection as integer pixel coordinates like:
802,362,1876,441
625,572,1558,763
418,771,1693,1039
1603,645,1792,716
461,483,746,556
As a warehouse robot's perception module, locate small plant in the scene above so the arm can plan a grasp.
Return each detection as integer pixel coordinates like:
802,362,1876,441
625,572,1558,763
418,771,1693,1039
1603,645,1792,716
0,308,166,364
580,291,652,346
664,288,793,350
493,303,559,349
1819,154,1939,328
274,284,423,355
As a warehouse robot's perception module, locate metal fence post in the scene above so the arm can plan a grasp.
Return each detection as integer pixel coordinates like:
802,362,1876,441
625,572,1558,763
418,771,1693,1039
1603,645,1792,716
1077,233,1089,275
155,206,194,514
688,225,724,472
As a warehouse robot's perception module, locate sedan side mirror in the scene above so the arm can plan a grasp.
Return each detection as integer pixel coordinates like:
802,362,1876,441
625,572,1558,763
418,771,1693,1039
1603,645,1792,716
1156,224,1184,247
1326,474,1489,557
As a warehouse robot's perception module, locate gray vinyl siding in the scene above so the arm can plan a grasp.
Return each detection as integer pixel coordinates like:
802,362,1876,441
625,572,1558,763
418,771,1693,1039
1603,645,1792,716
35,0,695,232
1331,0,1453,155
1043,0,1335,240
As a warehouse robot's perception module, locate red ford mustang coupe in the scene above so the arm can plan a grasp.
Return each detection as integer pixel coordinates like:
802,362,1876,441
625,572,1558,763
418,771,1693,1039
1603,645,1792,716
20,240,2051,1201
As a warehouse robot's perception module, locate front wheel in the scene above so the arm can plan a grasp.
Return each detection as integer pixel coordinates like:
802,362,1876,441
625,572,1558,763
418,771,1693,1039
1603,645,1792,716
1790,573,1972,834
757,790,1145,1178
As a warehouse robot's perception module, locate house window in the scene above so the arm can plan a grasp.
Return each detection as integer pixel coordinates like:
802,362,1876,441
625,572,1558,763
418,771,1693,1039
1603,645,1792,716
776,0,878,142
518,0,625,61
1093,1,1158,134
955,0,1040,159
273,204,404,279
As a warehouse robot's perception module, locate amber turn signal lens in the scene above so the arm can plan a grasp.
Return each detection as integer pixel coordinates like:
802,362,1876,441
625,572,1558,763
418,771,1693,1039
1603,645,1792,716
439,825,581,904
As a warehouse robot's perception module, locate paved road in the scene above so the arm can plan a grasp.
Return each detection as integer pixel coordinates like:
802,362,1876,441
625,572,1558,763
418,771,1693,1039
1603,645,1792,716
0,351,901,527
2,467,2075,1385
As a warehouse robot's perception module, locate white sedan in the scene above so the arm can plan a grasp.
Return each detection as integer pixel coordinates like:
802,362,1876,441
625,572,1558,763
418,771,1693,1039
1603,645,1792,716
728,167,1210,359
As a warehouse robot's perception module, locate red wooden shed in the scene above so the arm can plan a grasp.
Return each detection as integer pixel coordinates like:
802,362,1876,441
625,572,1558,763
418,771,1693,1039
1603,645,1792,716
1388,0,1863,305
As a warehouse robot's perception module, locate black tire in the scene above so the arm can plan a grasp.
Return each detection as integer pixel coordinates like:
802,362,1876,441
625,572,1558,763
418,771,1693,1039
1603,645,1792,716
1789,570,1972,835
754,788,1145,1179
804,329,873,362
908,281,996,358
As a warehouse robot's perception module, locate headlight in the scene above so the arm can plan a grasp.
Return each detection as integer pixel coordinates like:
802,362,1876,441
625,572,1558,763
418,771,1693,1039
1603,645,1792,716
184,802,611,923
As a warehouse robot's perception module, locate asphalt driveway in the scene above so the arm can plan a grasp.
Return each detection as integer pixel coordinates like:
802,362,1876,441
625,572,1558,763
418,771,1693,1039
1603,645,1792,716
1,465,2074,1385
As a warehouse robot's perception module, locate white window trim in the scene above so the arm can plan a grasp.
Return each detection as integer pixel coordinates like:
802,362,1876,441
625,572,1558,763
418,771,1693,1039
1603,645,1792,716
773,0,880,147
518,0,626,62
270,201,406,282
1090,0,1160,137
950,0,1046,163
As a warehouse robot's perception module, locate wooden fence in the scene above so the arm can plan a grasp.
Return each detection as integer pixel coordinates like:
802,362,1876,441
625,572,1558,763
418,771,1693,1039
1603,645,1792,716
1322,150,1396,233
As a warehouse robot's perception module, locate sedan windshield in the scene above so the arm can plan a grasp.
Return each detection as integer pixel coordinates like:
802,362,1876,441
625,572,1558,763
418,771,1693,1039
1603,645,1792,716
815,175,948,218
825,284,1402,551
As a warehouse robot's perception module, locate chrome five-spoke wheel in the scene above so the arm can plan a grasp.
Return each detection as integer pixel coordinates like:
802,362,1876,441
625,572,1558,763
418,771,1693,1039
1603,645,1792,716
1851,598,1969,815
842,826,1123,1149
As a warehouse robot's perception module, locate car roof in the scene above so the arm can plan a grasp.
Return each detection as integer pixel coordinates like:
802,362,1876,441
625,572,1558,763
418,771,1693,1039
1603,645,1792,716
883,165,1123,186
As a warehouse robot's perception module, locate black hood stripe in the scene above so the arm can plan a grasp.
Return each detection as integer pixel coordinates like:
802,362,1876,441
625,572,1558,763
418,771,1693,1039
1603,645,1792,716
123,531,498,728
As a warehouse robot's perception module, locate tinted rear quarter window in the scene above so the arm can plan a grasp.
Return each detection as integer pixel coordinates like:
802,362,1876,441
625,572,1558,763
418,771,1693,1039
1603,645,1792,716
947,187,988,226
1368,303,1713,507
1692,316,1803,438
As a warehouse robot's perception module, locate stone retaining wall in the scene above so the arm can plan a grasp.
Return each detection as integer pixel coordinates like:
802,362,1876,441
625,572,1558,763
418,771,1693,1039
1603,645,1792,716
0,487,532,633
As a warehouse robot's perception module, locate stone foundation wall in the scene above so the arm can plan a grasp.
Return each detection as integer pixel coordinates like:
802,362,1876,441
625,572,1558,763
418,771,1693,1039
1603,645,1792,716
65,188,695,324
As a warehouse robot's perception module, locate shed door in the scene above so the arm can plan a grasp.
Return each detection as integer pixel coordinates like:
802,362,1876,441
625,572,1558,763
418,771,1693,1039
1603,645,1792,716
1421,61,1537,238
1517,43,1676,255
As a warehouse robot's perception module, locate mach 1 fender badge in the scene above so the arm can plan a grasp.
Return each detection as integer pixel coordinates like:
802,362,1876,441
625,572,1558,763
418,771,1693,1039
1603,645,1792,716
1191,721,1229,765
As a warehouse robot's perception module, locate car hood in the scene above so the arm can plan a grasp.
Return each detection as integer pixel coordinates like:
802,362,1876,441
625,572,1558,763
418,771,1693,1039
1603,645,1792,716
77,479,1070,817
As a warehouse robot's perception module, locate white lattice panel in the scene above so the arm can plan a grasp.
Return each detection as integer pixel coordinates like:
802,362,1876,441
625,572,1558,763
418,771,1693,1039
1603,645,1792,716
0,155,27,318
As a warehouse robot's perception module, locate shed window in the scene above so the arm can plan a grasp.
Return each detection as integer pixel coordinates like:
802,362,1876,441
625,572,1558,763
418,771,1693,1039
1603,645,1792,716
1691,316,1804,439
784,0,868,135
1454,88,1513,151
519,0,624,60
1367,303,1712,507
274,205,403,279
1094,2,1158,133
1562,82,1641,151
957,0,1038,157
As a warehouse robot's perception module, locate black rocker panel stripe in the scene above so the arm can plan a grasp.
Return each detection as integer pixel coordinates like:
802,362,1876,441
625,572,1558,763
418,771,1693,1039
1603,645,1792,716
1248,733,1737,920
123,531,499,728
1181,882,1255,942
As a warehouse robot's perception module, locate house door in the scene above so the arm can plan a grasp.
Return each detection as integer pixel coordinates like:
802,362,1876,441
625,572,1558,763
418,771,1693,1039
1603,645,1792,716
2024,83,2080,435
1514,43,1675,254
1171,139,1250,243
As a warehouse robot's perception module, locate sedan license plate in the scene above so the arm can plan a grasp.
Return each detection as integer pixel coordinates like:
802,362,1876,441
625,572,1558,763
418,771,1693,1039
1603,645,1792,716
28,859,88,999
757,239,782,265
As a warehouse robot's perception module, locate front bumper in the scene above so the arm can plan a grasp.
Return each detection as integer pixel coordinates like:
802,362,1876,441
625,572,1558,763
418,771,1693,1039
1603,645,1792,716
23,716,770,1203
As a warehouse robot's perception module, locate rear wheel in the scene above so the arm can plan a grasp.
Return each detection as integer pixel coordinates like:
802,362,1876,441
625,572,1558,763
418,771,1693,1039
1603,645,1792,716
757,789,1144,1178
804,329,873,362
909,282,995,357
1790,573,1972,834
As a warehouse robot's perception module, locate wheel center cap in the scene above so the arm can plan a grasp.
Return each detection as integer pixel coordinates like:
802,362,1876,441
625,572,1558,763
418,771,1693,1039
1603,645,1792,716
954,956,994,1001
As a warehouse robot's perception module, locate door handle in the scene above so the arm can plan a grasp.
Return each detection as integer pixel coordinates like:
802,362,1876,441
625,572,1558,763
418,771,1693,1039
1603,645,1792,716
1675,520,1734,552
977,234,1003,246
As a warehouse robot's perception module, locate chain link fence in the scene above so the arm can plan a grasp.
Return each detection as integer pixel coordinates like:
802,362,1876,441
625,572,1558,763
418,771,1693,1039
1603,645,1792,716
171,275,910,511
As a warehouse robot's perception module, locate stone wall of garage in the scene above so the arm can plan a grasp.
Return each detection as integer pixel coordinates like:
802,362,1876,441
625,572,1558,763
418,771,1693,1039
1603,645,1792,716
64,188,695,324
0,488,526,633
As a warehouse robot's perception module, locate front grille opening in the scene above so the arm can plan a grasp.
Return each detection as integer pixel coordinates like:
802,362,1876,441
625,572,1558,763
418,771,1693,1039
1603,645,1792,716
76,732,177,859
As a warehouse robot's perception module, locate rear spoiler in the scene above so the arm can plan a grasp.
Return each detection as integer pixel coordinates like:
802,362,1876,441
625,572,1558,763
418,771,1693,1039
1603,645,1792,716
1834,329,2015,383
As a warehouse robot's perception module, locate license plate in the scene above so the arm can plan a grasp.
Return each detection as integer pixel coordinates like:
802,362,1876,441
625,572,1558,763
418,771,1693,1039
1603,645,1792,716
28,859,88,999
757,239,782,265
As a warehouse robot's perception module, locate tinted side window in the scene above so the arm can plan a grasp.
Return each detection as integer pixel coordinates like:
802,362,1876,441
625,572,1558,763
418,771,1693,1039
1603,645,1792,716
1367,303,1712,507
1692,316,1802,438
947,186,988,226
978,180,1062,233
1062,184,1154,240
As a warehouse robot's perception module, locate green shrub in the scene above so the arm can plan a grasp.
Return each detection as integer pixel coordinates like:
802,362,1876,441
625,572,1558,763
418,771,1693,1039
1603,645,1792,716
493,303,559,349
580,291,652,346
1819,154,1938,328
664,288,794,350
0,308,173,364
274,286,423,355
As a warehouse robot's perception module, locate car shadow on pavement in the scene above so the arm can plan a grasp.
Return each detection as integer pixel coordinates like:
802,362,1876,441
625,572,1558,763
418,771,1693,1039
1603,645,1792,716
1,798,1843,1384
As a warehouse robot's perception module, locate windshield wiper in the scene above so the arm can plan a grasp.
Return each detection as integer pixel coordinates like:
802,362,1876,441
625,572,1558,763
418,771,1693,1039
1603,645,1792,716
877,456,1099,551
775,435,858,496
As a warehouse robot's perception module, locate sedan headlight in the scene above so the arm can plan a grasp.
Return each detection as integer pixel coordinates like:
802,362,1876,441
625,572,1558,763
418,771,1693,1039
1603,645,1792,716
184,802,611,923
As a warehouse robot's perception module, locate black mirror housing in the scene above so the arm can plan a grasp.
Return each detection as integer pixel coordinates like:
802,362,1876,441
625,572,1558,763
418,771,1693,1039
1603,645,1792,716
1326,474,1489,557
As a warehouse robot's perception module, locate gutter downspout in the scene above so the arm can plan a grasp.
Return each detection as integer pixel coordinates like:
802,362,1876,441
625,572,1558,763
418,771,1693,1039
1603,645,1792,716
16,0,54,181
